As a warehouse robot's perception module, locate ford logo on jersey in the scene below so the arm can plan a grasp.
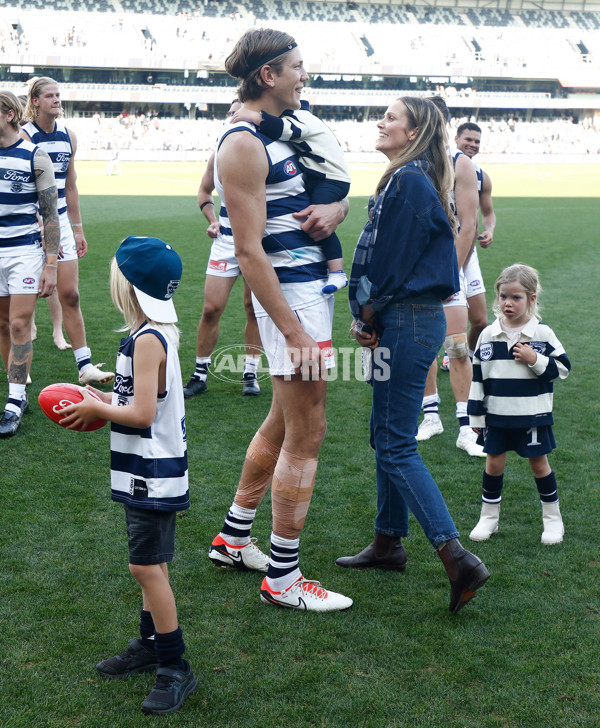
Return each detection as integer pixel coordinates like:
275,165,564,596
284,160,298,176
113,372,134,397
56,153,70,162
4,170,31,183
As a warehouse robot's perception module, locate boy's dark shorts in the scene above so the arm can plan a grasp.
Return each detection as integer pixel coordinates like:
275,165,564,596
477,424,556,458
124,504,177,565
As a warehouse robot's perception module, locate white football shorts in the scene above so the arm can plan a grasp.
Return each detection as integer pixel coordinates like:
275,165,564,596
464,248,486,298
57,215,78,262
0,250,44,296
204,235,241,278
443,268,468,308
257,295,335,377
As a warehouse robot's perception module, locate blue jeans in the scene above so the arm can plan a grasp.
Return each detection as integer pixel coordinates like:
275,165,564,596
371,298,459,549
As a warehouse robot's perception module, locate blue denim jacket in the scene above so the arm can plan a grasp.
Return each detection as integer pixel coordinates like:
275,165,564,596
349,161,459,319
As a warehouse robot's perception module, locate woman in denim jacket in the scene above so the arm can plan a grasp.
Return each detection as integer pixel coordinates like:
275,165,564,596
336,97,490,613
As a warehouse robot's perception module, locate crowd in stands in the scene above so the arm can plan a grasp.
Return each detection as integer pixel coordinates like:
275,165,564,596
3,3,599,80
67,111,600,158
9,0,600,32
3,0,599,159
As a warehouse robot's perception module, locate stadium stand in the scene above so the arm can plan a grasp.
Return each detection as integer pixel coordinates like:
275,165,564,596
1,0,599,160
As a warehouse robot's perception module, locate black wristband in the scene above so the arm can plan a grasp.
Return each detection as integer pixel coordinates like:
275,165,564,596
200,200,215,212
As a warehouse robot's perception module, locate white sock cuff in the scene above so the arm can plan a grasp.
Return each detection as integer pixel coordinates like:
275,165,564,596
230,503,257,520
270,532,300,550
8,383,26,399
73,346,92,363
456,401,468,418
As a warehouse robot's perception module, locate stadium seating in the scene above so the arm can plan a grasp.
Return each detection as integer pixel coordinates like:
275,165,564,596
2,0,599,161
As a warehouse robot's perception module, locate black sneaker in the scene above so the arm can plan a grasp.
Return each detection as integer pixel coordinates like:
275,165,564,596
183,377,207,398
96,638,158,679
0,409,22,438
242,372,260,396
141,660,197,715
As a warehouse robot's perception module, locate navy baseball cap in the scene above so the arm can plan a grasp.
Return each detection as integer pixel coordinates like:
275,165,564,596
116,236,182,324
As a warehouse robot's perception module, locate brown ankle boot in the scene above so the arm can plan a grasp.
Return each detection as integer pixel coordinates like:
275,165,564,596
436,538,490,613
335,533,407,572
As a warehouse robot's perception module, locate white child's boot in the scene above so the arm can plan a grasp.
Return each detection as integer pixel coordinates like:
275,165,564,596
541,500,564,545
469,501,500,542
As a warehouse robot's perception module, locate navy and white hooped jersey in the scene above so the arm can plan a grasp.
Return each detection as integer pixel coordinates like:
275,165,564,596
260,100,351,184
468,316,571,431
0,138,43,255
471,159,484,195
448,145,465,215
22,120,71,219
214,120,327,312
110,323,189,512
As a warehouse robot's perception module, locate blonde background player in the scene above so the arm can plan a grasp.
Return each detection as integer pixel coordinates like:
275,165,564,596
22,77,114,386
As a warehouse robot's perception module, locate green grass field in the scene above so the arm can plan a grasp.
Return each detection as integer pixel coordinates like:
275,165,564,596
1,163,598,727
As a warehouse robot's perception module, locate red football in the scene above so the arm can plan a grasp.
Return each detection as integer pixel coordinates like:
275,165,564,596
38,383,108,431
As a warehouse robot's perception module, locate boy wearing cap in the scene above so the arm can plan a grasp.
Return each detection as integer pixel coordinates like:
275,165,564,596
60,236,196,716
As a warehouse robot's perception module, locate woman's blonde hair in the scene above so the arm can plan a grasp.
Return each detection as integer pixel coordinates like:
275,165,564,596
0,91,24,131
493,263,542,319
225,28,296,102
110,258,180,347
25,76,60,121
375,96,456,234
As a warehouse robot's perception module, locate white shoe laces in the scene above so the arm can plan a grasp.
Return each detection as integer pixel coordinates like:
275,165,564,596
291,578,328,601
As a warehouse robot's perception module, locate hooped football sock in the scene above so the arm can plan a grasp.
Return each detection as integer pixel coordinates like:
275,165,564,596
193,356,210,382
4,398,22,416
154,627,185,670
74,346,93,371
535,471,559,503
220,502,256,545
422,393,440,418
244,355,260,376
266,533,301,591
456,401,469,428
6,384,26,415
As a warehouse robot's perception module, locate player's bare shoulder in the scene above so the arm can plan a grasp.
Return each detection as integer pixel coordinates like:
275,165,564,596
32,146,53,177
218,127,267,180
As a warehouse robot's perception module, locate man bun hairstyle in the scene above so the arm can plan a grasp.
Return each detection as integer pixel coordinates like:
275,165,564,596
225,28,296,102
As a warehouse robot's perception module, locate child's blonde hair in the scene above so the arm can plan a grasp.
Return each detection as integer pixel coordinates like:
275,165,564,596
110,258,180,347
493,263,542,319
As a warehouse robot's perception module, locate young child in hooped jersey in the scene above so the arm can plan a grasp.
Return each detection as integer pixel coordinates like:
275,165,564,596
59,236,196,715
467,263,571,545
233,100,351,294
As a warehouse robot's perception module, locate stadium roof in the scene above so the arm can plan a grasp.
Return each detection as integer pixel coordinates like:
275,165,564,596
357,0,600,11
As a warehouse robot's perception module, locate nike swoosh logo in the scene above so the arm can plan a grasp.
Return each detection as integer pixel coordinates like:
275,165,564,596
288,596,307,610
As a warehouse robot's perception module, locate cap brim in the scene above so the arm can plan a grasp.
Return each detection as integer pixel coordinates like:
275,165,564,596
133,286,178,324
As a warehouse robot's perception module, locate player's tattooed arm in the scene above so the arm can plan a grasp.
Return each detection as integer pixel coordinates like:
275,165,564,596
37,184,60,258
33,148,60,259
